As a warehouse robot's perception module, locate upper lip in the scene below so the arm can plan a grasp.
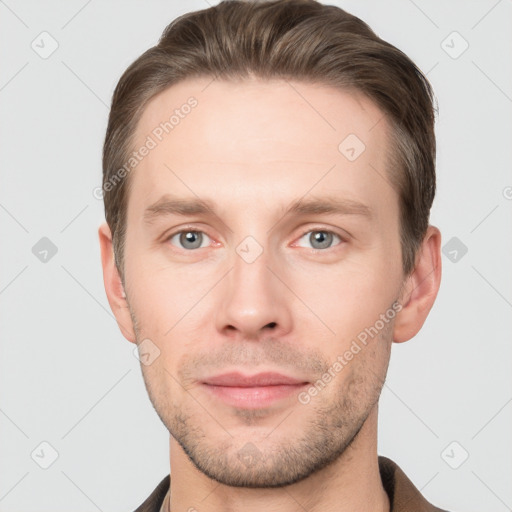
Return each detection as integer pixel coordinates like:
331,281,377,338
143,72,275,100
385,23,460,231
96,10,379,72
202,372,308,387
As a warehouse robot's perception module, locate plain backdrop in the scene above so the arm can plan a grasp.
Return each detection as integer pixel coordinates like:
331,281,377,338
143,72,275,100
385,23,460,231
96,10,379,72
0,1,511,511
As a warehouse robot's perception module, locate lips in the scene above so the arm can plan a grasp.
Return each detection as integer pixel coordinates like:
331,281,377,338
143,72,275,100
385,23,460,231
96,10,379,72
201,371,309,409
202,371,308,387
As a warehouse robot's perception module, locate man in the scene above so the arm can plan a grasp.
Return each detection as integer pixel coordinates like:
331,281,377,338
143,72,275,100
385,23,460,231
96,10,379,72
98,1,447,510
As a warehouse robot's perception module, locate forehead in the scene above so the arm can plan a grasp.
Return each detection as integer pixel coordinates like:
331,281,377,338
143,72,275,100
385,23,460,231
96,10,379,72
128,77,395,217
134,76,388,153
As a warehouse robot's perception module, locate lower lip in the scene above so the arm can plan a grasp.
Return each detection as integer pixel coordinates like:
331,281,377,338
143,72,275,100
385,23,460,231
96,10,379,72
202,383,308,409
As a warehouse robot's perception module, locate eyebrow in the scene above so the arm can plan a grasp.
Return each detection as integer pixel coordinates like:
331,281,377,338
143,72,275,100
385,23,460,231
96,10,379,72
143,194,373,225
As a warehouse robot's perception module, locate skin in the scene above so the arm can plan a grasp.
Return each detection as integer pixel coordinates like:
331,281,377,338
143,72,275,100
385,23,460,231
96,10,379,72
99,76,441,512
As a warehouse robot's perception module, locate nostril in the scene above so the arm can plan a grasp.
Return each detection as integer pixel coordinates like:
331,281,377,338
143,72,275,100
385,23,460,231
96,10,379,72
266,322,277,329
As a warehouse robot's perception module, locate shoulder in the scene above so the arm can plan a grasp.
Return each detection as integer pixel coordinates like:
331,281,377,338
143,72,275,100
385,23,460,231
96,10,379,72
132,475,170,512
379,456,451,512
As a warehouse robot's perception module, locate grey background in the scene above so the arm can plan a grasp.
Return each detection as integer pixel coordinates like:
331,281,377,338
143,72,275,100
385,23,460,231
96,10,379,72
1,0,511,511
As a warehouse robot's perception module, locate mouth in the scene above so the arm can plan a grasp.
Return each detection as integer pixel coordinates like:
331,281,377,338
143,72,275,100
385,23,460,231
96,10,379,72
201,372,309,409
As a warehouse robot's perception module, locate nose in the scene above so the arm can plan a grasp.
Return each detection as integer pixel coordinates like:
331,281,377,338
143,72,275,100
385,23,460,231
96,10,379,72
214,245,293,341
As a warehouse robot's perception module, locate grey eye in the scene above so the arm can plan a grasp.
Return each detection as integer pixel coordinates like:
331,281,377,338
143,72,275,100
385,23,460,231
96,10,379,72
170,231,210,250
296,230,341,250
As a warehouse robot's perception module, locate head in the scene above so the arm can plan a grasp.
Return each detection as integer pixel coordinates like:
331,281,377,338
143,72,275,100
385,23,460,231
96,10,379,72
99,0,441,488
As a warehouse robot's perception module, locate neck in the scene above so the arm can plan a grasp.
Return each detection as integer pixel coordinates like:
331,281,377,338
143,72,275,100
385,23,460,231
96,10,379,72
168,405,389,512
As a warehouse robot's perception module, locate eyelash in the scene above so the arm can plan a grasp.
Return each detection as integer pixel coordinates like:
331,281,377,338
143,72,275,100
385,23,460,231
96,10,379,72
295,228,345,250
165,226,346,252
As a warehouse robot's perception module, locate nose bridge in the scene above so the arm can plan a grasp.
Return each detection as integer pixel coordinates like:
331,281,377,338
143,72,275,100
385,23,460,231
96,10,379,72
233,237,270,295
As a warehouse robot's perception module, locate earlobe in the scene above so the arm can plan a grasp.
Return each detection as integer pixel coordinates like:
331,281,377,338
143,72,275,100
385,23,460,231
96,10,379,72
98,222,136,343
393,225,442,344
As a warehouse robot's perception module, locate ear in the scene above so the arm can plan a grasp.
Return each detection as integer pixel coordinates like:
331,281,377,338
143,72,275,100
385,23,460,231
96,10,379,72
393,225,442,343
98,221,136,343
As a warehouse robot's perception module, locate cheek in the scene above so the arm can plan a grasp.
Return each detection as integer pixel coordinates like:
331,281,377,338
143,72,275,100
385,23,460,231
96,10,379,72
287,255,400,342
124,250,196,329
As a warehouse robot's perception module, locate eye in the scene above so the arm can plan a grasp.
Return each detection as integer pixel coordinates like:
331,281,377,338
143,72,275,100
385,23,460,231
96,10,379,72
168,230,211,250
295,229,343,250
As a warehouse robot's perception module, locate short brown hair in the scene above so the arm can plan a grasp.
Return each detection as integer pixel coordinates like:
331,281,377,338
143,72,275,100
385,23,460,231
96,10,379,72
102,0,436,283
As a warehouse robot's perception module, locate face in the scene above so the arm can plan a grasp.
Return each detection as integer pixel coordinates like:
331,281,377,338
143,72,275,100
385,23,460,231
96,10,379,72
121,77,405,487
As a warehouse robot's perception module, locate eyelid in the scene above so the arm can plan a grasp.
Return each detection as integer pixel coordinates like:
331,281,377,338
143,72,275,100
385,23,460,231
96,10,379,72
297,226,348,239
164,225,215,250
292,226,348,249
